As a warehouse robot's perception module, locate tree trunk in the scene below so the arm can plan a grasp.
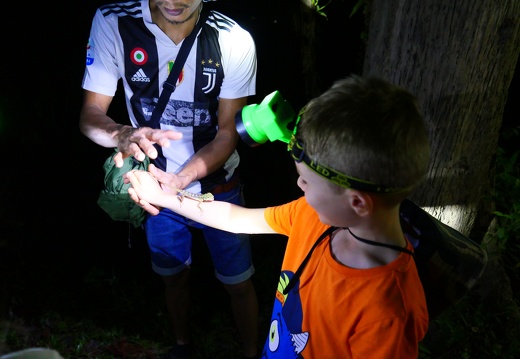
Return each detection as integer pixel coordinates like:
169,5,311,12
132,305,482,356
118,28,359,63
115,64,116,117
295,1,318,98
362,0,520,236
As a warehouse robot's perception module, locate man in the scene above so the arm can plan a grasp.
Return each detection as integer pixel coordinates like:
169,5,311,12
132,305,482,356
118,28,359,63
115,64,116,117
80,1,259,358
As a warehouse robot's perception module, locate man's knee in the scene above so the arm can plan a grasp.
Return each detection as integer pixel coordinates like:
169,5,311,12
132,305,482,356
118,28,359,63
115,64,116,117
223,279,255,297
162,268,190,291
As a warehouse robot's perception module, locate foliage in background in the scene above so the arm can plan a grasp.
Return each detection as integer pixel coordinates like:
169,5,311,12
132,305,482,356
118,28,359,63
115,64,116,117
493,125,520,292
417,125,520,359
2,128,518,358
310,0,366,18
1,2,517,358
308,0,333,18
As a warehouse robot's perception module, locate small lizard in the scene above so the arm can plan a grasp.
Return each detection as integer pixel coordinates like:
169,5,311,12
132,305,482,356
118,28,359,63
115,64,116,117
145,171,214,210
171,187,215,210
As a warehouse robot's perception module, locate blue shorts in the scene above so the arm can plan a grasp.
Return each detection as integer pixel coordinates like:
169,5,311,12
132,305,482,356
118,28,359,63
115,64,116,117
144,184,255,285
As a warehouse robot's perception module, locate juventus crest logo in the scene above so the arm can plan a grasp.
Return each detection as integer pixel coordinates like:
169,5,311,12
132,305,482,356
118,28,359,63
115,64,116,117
201,58,220,94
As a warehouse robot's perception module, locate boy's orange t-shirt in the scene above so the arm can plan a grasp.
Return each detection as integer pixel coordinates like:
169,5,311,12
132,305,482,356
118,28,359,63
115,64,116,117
262,196,429,359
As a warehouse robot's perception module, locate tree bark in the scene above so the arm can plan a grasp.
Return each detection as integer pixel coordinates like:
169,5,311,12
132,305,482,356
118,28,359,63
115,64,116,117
296,1,319,97
362,0,520,236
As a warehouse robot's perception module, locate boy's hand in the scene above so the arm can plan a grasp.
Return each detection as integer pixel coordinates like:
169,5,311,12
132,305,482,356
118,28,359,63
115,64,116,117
126,170,166,216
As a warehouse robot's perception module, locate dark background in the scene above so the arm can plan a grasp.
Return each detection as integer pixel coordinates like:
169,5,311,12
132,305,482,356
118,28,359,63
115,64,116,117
0,2,362,249
0,1,365,264
0,0,366,355
0,0,518,357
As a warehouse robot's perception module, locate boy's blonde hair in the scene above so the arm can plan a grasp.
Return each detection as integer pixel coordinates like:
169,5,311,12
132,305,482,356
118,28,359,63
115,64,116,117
297,75,430,200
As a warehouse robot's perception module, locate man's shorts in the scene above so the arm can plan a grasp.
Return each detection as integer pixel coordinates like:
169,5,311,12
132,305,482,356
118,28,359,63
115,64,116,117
144,183,255,285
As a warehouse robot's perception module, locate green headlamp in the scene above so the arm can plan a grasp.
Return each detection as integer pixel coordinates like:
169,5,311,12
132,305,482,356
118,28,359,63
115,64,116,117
235,91,297,146
235,91,402,193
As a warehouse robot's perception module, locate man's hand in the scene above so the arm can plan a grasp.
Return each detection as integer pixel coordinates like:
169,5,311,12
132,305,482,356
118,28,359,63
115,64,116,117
113,127,183,168
80,93,183,167
147,163,190,193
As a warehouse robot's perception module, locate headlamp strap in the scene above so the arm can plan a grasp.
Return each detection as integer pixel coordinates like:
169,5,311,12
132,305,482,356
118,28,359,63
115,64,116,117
288,135,401,193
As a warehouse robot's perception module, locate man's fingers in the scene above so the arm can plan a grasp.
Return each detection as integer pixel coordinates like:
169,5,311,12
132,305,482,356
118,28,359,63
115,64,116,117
113,151,125,168
164,130,183,141
151,130,183,149
116,128,181,163
136,131,178,160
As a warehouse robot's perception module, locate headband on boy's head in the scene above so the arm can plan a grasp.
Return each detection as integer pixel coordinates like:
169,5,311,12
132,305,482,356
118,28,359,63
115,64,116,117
287,112,404,194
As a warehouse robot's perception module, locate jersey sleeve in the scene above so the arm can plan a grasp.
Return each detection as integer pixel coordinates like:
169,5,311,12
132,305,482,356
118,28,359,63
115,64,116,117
81,8,122,96
217,23,257,99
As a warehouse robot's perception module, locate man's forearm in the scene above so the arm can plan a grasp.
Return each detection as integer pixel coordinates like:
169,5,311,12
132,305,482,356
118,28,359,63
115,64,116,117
176,134,238,187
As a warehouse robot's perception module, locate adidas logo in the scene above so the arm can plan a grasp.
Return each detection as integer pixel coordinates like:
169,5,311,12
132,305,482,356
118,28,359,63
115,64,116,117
131,69,150,82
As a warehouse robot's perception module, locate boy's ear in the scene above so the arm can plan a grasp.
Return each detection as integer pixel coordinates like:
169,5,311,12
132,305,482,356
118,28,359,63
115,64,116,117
348,190,374,217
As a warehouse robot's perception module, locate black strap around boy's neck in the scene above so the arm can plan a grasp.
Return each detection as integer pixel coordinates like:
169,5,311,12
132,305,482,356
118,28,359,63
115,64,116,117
282,226,414,295
149,10,209,128
345,227,415,256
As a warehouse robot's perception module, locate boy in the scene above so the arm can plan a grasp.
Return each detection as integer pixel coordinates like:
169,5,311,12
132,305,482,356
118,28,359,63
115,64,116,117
125,75,430,358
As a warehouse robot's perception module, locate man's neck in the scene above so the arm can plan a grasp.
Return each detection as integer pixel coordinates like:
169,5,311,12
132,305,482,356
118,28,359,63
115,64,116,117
150,2,202,45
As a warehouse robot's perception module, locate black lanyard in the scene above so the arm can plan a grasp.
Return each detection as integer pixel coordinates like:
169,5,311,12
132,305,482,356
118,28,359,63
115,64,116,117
149,10,209,128
283,226,414,295
346,227,415,256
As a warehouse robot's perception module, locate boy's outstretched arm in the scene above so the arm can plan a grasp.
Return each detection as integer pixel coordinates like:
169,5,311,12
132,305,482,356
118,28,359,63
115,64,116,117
125,169,275,235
